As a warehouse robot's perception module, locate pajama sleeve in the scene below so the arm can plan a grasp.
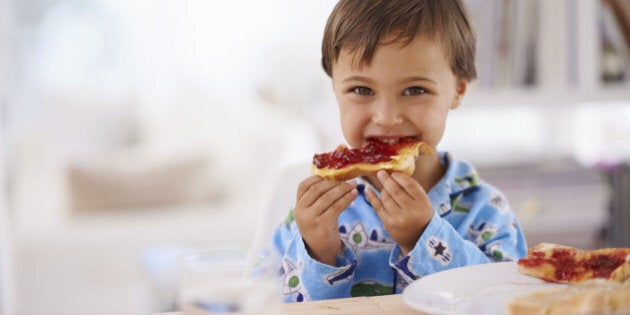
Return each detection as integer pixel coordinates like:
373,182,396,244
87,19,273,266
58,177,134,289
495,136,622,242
272,214,358,302
389,184,527,287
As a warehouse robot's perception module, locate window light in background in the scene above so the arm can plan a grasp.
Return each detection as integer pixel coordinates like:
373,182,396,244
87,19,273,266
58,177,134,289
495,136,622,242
573,101,630,166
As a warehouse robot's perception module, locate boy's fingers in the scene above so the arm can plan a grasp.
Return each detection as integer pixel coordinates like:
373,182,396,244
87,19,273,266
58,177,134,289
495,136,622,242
365,187,390,219
297,178,340,209
321,186,358,220
296,176,324,201
311,181,357,215
376,171,403,210
365,187,380,210
377,171,406,199
391,172,425,197
380,189,402,213
390,172,424,209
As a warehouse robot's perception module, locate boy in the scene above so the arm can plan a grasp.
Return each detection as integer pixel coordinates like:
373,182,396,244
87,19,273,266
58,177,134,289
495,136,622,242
271,0,527,302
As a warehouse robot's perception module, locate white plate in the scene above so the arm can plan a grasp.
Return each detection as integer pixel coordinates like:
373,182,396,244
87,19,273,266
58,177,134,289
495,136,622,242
402,261,566,315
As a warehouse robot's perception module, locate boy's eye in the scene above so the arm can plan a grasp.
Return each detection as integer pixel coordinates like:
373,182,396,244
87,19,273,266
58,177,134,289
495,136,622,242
403,86,426,96
352,86,373,95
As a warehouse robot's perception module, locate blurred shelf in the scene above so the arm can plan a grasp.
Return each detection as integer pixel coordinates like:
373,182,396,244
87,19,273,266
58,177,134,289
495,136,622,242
464,84,630,108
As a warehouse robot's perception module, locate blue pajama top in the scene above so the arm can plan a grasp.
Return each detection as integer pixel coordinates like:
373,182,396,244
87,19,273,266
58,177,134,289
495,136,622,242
271,151,528,302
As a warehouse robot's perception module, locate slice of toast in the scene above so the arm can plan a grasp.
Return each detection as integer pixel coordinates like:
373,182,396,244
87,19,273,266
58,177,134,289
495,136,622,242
517,243,630,283
505,279,630,315
311,141,433,181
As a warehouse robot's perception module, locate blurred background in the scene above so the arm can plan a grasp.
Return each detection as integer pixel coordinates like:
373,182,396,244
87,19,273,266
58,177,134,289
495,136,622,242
1,0,629,314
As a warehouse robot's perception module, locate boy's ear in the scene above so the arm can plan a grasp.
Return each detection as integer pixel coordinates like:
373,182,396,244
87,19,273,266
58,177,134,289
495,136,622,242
450,78,468,110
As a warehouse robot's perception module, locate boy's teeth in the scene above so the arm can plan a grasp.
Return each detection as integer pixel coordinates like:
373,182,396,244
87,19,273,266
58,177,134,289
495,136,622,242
380,138,399,145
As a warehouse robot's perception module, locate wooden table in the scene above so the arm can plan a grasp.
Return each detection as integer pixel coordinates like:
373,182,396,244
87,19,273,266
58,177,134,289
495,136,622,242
158,294,424,314
281,294,423,314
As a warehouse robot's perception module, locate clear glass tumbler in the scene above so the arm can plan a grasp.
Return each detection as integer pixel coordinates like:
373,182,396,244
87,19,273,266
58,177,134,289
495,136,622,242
176,246,280,315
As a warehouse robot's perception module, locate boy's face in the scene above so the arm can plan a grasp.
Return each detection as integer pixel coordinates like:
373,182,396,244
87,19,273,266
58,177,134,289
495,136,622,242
331,35,467,152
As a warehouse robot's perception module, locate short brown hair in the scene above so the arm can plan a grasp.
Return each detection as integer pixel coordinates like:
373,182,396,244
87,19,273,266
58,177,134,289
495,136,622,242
321,0,477,81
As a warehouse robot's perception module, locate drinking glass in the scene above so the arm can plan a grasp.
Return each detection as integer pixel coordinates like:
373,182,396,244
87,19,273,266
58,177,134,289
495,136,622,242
176,246,280,315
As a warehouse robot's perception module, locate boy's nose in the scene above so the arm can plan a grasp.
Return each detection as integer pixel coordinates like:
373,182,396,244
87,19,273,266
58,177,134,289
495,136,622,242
372,98,404,127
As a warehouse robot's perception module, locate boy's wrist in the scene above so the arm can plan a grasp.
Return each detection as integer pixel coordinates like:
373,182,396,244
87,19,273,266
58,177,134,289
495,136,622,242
303,239,342,266
399,242,417,256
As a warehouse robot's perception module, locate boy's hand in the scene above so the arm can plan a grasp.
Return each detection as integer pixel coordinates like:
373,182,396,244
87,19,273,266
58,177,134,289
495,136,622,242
294,176,358,266
365,171,434,256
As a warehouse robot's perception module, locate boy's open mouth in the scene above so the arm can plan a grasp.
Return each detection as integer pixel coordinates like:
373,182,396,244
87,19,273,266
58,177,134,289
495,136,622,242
367,136,418,145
